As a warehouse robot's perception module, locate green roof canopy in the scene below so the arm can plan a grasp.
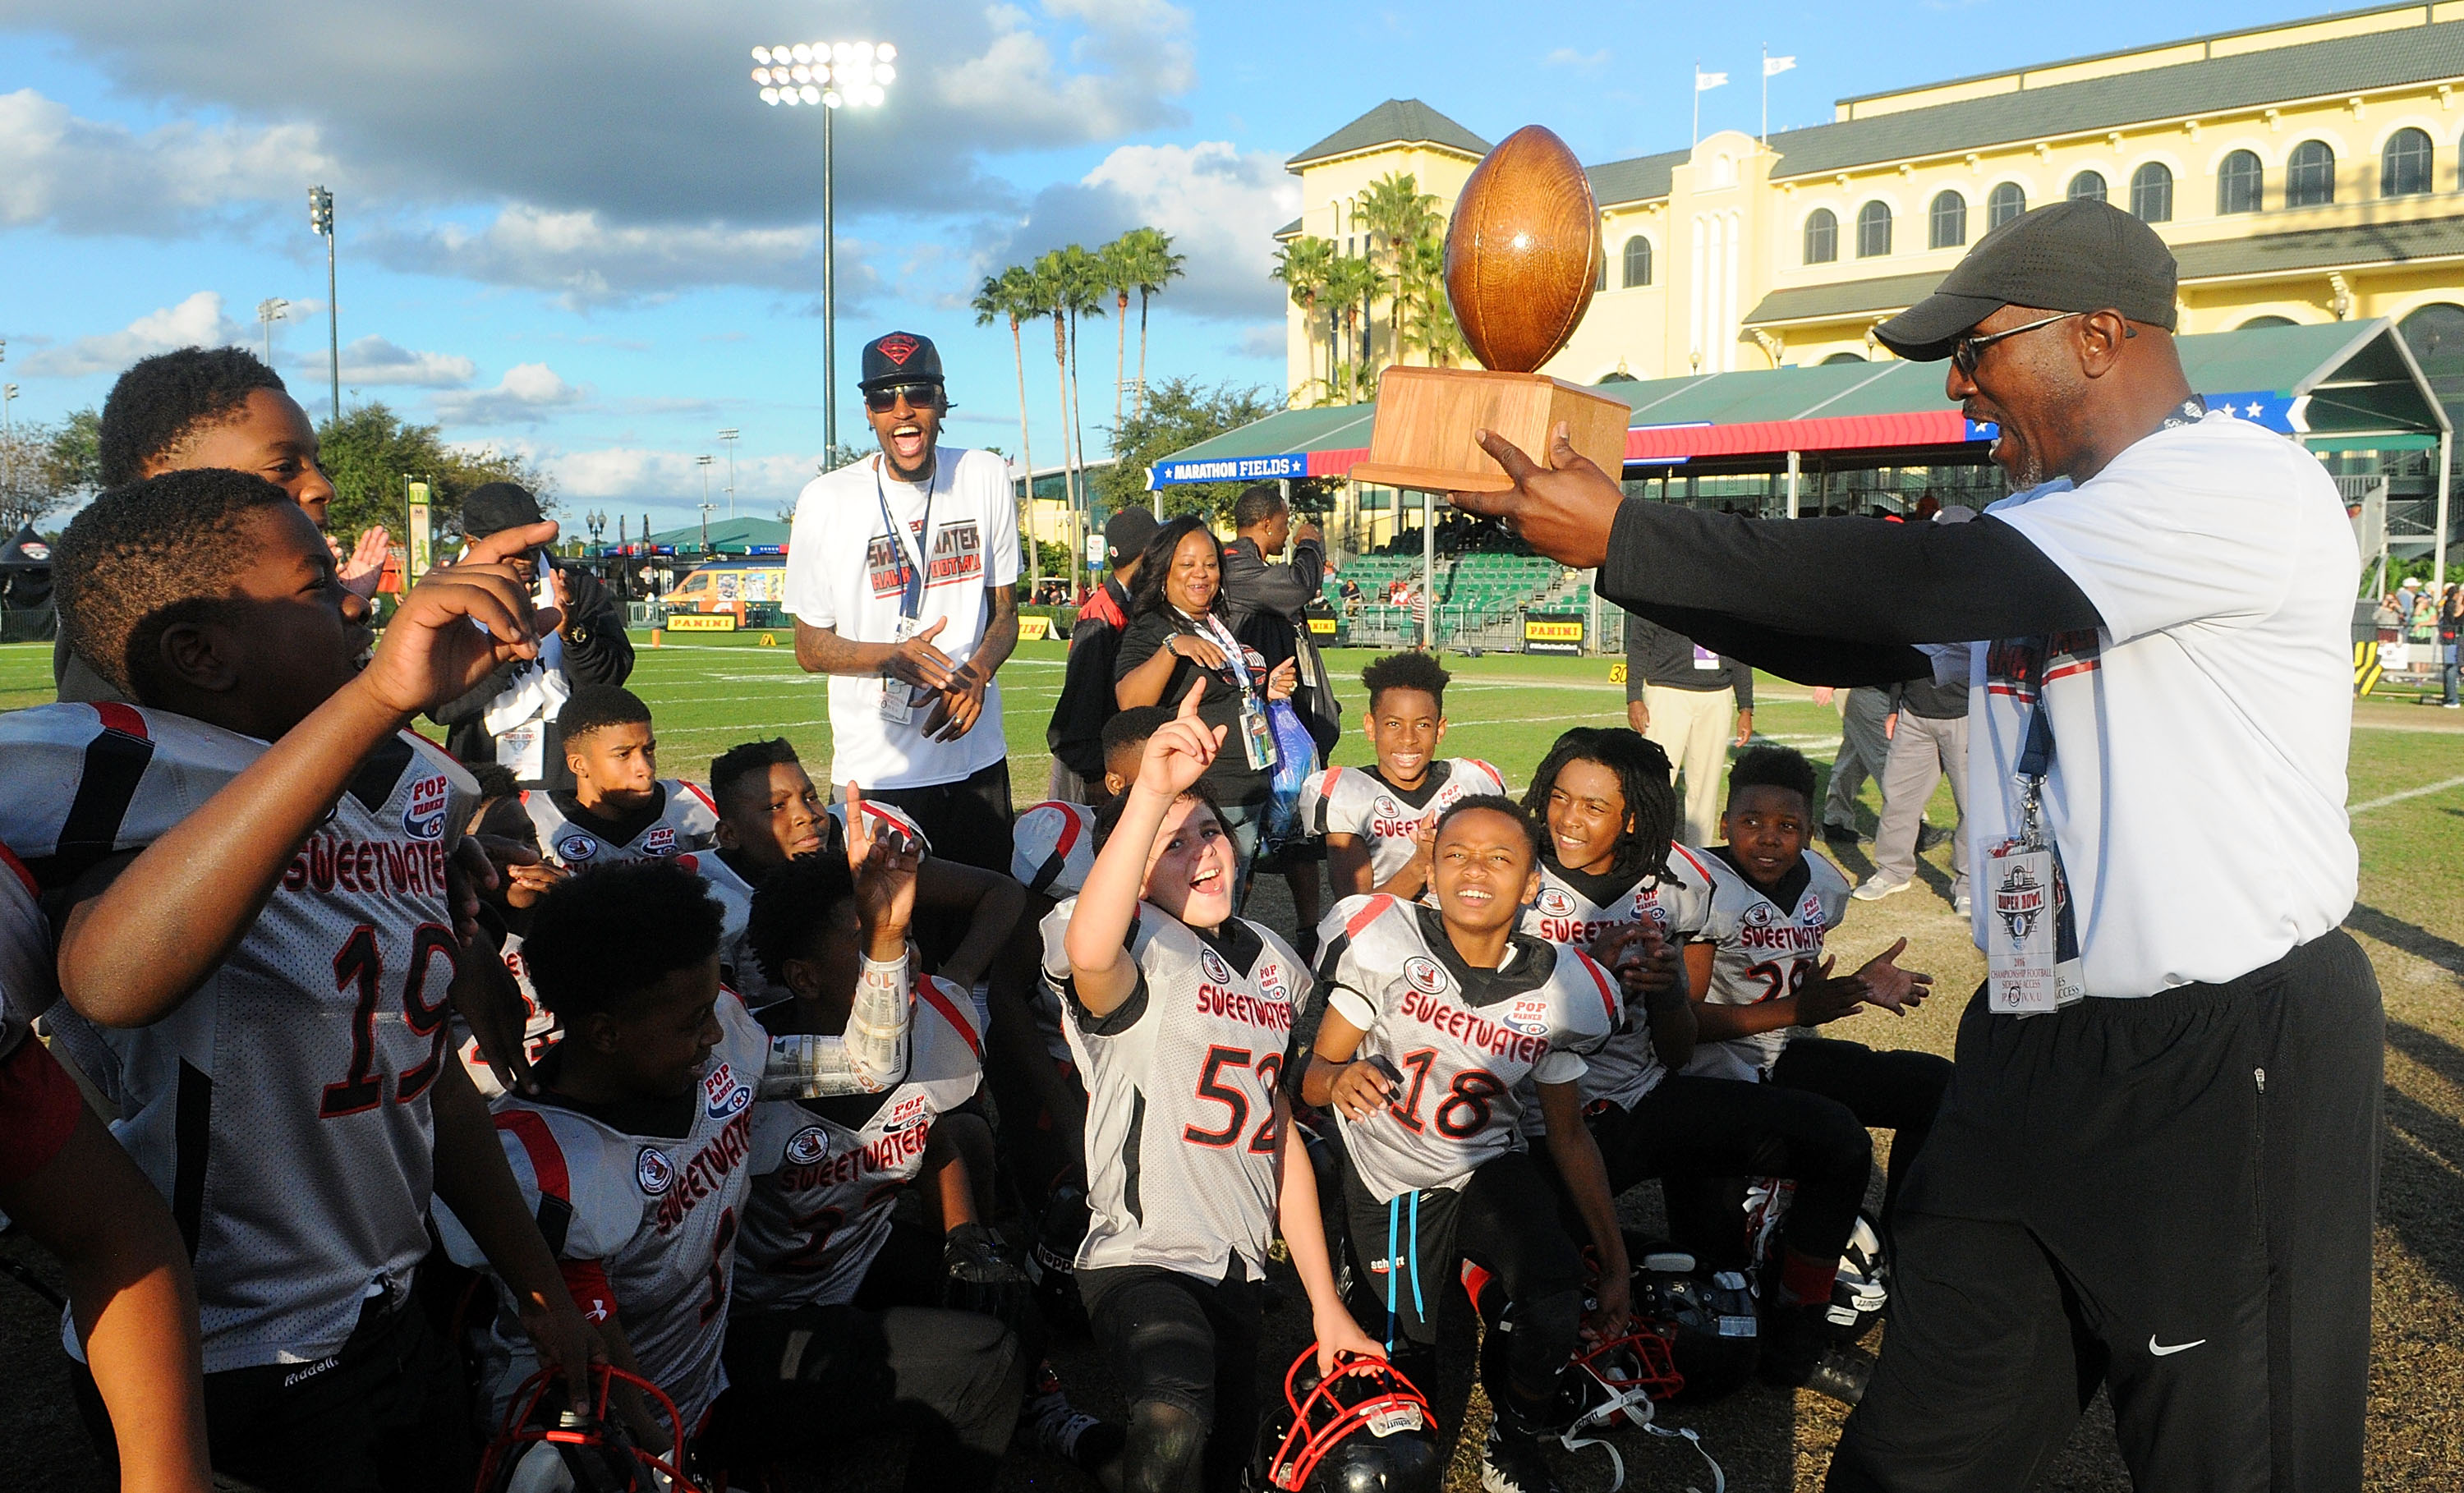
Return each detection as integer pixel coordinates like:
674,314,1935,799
640,517,792,554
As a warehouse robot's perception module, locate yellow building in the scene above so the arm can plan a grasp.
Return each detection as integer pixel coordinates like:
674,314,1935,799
1279,5,2464,411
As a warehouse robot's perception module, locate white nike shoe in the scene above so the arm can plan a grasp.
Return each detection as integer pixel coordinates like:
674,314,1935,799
1851,876,1913,903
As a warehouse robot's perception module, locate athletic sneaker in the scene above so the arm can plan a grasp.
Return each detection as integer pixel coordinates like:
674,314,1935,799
1952,891,1972,918
1481,1426,1565,1493
1762,1306,1873,1406
1915,821,1951,852
1024,1362,1124,1474
1821,820,1861,845
1850,875,1913,902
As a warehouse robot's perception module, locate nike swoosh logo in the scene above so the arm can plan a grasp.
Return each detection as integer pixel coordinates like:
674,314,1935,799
2148,1335,2207,1357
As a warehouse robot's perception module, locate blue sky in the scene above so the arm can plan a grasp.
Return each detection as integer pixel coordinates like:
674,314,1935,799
0,0,2337,534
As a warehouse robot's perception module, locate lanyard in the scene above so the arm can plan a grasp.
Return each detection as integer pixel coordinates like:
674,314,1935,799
1183,609,1258,697
874,461,936,622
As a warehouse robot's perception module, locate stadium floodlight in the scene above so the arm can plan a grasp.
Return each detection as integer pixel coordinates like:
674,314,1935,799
718,427,740,517
257,297,290,361
747,39,897,453
308,186,340,420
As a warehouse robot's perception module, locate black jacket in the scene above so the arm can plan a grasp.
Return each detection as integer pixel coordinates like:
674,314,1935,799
1623,616,1752,706
1221,534,1340,760
430,563,634,788
1047,579,1134,783
1887,673,1969,720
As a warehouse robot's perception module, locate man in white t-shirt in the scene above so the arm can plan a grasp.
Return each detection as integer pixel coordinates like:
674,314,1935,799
785,332,1021,870
1454,200,2379,1493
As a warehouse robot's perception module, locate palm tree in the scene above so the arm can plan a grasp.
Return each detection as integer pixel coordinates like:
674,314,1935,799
1397,232,1467,367
1100,237,1135,433
1323,255,1385,402
1049,245,1109,509
1355,172,1440,370
1271,236,1335,406
972,265,1041,594
1023,255,1079,532
1120,227,1185,419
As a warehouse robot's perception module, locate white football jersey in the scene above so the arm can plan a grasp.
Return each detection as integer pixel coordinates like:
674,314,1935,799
679,798,929,1011
1520,848,1717,1114
524,780,719,868
0,702,476,1373
1682,850,1853,1082
1300,760,1509,887
1310,894,1617,1203
1012,800,1098,898
444,990,770,1436
733,975,984,1312
1039,898,1306,1281
456,932,558,1100
0,844,51,1067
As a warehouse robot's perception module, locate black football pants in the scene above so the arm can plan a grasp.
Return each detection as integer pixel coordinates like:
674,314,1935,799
865,757,1014,873
1827,931,2383,1493
1079,1261,1263,1493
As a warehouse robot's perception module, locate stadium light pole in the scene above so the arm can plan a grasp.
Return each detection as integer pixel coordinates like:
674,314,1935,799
2,383,14,500
309,187,339,422
718,427,740,517
256,298,289,362
747,39,897,458
697,454,716,553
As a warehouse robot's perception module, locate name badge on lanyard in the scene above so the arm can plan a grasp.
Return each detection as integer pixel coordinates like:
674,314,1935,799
1193,613,1276,773
878,465,935,725
1984,646,2084,1015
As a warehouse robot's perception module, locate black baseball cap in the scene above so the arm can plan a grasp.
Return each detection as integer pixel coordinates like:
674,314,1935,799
1874,199,2178,362
1104,506,1160,566
462,481,545,538
859,331,945,391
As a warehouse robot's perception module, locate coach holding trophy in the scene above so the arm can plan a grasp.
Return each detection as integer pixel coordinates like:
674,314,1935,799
1455,200,2379,1493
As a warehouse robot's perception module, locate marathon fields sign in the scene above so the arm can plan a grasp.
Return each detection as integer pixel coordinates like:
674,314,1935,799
1524,614,1586,655
1148,452,1308,486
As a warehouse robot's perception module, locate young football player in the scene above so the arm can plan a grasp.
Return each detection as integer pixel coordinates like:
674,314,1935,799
689,737,1020,1007
725,850,1033,1487
1301,651,1506,900
1683,746,1950,1231
522,685,719,867
1050,683,1381,1493
0,845,214,1493
14,468,594,1493
454,772,567,1096
1520,728,1880,1402
1294,797,1628,1493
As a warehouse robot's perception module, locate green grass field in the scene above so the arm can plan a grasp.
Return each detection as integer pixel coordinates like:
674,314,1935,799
0,636,2459,1491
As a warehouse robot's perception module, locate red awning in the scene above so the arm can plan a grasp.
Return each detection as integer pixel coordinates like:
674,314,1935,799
1625,410,1971,462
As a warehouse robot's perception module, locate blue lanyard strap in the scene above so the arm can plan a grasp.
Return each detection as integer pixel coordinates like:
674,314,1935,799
874,462,935,621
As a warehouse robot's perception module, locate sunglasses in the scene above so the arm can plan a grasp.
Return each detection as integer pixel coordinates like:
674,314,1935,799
864,381,944,413
1948,312,2080,376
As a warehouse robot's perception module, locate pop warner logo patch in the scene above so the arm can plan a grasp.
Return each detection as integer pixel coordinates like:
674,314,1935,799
1798,894,1824,925
1198,946,1233,985
881,1093,931,1133
1506,995,1553,1035
637,1146,674,1196
1403,956,1446,995
1534,886,1577,918
402,774,452,841
784,1126,830,1166
703,1062,752,1119
558,834,599,862
645,825,677,857
1257,961,1288,1004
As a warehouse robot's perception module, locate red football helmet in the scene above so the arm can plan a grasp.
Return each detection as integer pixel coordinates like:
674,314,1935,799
474,1362,707,1493
1253,1348,1444,1493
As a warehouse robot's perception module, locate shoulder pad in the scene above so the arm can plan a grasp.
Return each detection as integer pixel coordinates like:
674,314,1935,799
1012,800,1097,894
0,704,260,883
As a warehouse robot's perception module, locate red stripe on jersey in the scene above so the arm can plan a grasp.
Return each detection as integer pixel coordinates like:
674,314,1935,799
0,842,35,898
495,1109,572,1205
558,1258,618,1323
1469,760,1503,789
676,853,700,874
678,779,719,815
919,980,982,1059
1343,894,1396,941
1668,844,1712,883
1048,805,1085,862
91,702,148,740
1574,951,1618,1025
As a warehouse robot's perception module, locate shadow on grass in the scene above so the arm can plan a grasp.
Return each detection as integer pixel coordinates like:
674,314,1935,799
2347,904,2464,978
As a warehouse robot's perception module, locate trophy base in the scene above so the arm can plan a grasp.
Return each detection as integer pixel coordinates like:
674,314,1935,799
1347,366,1630,494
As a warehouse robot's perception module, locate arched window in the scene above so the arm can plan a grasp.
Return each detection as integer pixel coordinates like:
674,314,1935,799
2238,315,2297,329
1928,191,1967,250
1595,254,1607,292
2217,150,2264,214
2402,302,2464,372
1821,351,1867,365
1622,235,1653,287
2287,140,2336,207
2129,163,2173,222
1804,209,1838,264
1987,181,2027,230
2383,127,2433,196
1856,200,1892,258
2067,170,2108,203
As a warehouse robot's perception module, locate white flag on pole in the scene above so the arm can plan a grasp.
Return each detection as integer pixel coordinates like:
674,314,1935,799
1764,54,1796,76
1696,68,1729,90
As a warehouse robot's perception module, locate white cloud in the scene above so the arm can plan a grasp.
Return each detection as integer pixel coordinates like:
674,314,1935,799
434,363,586,425
0,88,337,236
545,446,825,503
930,1,1193,146
365,205,888,311
1544,48,1610,70
300,334,474,388
995,141,1299,321
21,291,243,376
1233,323,1286,360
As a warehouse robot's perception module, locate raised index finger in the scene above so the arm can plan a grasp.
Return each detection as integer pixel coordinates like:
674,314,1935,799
1177,678,1207,719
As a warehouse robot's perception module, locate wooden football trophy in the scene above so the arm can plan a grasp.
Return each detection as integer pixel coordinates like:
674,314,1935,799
1348,125,1631,494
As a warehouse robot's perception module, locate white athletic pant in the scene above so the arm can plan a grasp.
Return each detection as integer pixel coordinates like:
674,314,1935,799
1640,684,1736,849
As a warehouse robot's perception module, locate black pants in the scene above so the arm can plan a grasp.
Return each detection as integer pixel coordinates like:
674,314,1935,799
1080,1262,1263,1493
1827,931,2383,1493
1772,1034,1952,1224
868,757,1014,872
78,1293,467,1493
1576,1073,1873,1271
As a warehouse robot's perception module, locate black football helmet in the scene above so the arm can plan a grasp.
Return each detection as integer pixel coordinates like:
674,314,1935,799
475,1362,707,1493
1629,1242,1761,1406
1250,1348,1444,1493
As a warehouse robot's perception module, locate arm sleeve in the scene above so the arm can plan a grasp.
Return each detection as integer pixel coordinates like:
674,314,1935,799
1600,501,2104,649
980,457,1021,587
559,572,635,687
1728,656,1753,710
1046,624,1121,779
1623,621,1653,701
427,661,522,728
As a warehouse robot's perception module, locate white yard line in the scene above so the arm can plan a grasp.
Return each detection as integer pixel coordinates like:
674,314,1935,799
2350,774,2464,815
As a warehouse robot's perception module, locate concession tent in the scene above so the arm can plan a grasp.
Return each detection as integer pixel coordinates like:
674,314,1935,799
0,523,53,643
1149,319,2450,581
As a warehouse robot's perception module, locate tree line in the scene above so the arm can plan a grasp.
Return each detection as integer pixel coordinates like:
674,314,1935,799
1271,171,1469,407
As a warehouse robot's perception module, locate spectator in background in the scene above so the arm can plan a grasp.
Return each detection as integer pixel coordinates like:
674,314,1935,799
2439,583,2460,709
1221,483,1338,939
1855,669,1972,912
1817,685,1895,845
430,482,634,789
1623,613,1753,847
1340,576,1364,611
1046,507,1159,800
